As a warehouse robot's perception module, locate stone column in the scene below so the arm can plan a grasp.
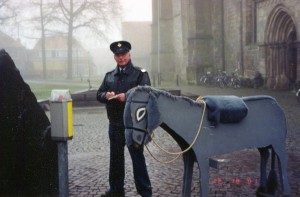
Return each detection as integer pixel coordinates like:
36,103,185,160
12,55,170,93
267,44,275,88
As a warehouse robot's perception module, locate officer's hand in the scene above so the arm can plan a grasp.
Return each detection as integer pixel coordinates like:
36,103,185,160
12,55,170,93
116,93,126,102
105,91,115,100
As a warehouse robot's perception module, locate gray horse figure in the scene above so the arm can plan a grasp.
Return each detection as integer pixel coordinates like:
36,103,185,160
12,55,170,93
124,86,291,197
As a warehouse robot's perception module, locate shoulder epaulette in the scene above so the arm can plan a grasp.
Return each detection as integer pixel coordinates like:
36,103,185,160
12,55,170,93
134,66,147,73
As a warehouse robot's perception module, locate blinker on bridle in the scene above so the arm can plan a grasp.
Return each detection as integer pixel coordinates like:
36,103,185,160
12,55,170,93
125,99,149,145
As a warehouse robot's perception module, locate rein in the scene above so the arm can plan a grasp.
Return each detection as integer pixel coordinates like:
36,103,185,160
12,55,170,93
146,96,206,163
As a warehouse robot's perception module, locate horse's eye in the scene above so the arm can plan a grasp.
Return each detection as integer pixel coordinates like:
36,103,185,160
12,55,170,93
136,107,146,122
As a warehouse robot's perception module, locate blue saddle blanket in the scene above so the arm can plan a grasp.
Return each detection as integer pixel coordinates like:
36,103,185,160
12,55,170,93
203,95,248,125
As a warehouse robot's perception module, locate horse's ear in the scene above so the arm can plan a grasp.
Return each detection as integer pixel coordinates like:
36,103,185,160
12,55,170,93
147,91,160,133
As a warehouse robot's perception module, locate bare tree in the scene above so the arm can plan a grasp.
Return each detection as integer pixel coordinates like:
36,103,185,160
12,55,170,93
37,0,58,79
55,0,121,79
6,0,58,79
0,0,16,24
27,0,57,79
39,0,48,79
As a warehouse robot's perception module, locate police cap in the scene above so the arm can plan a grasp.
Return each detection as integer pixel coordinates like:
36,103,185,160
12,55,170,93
110,40,131,54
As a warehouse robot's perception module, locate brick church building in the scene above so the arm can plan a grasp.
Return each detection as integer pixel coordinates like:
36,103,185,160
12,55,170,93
151,0,300,89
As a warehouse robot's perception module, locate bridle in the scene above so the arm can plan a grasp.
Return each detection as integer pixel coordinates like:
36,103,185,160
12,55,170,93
125,93,207,164
125,99,150,146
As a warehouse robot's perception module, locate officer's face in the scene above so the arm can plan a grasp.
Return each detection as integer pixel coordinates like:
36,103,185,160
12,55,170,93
114,52,130,67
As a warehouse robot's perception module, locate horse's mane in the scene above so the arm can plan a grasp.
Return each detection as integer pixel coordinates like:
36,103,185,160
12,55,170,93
127,86,202,107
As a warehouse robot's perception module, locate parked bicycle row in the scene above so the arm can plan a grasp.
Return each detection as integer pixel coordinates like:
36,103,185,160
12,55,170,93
198,69,264,89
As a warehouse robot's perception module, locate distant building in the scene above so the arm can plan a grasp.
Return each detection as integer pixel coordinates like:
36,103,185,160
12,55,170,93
122,21,152,73
0,31,28,76
30,36,93,79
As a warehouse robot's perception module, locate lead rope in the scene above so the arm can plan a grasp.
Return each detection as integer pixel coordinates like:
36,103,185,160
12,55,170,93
145,96,206,164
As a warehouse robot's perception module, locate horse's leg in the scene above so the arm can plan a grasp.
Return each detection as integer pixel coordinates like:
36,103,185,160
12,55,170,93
273,145,291,196
256,147,269,196
198,158,210,197
182,150,194,197
266,148,277,195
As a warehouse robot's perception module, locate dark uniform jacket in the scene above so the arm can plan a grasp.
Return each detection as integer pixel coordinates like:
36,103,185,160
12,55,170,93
96,60,151,123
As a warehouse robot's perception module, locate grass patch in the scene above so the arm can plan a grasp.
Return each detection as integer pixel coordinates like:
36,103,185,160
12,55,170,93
28,83,88,100
26,76,183,100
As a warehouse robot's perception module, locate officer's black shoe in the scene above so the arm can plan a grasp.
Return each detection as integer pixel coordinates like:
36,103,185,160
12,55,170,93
100,190,125,197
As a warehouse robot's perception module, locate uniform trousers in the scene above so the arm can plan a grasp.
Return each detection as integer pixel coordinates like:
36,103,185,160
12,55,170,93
108,123,152,196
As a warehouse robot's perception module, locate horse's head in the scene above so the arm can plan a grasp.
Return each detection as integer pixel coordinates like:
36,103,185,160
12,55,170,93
124,86,161,146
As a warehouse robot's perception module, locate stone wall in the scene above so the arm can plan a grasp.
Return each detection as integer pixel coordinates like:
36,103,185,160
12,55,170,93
152,0,300,87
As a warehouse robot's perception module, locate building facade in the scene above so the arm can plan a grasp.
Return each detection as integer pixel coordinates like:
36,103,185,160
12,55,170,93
31,36,93,79
122,21,152,72
0,31,29,77
152,0,300,89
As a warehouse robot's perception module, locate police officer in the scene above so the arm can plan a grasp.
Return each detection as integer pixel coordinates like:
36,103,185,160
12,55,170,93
97,41,152,197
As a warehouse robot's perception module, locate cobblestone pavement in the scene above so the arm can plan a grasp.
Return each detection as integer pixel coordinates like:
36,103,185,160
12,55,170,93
66,86,300,197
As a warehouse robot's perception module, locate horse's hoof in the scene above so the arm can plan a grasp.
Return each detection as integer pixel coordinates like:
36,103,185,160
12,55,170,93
256,187,268,197
266,170,277,195
256,192,275,197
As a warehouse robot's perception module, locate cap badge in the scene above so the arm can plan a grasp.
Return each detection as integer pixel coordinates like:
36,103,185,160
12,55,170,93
117,43,122,48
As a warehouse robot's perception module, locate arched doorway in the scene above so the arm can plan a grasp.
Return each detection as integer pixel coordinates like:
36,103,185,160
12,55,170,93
264,5,298,89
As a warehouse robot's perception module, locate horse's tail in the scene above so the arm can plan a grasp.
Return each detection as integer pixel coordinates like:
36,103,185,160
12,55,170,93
267,147,278,194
